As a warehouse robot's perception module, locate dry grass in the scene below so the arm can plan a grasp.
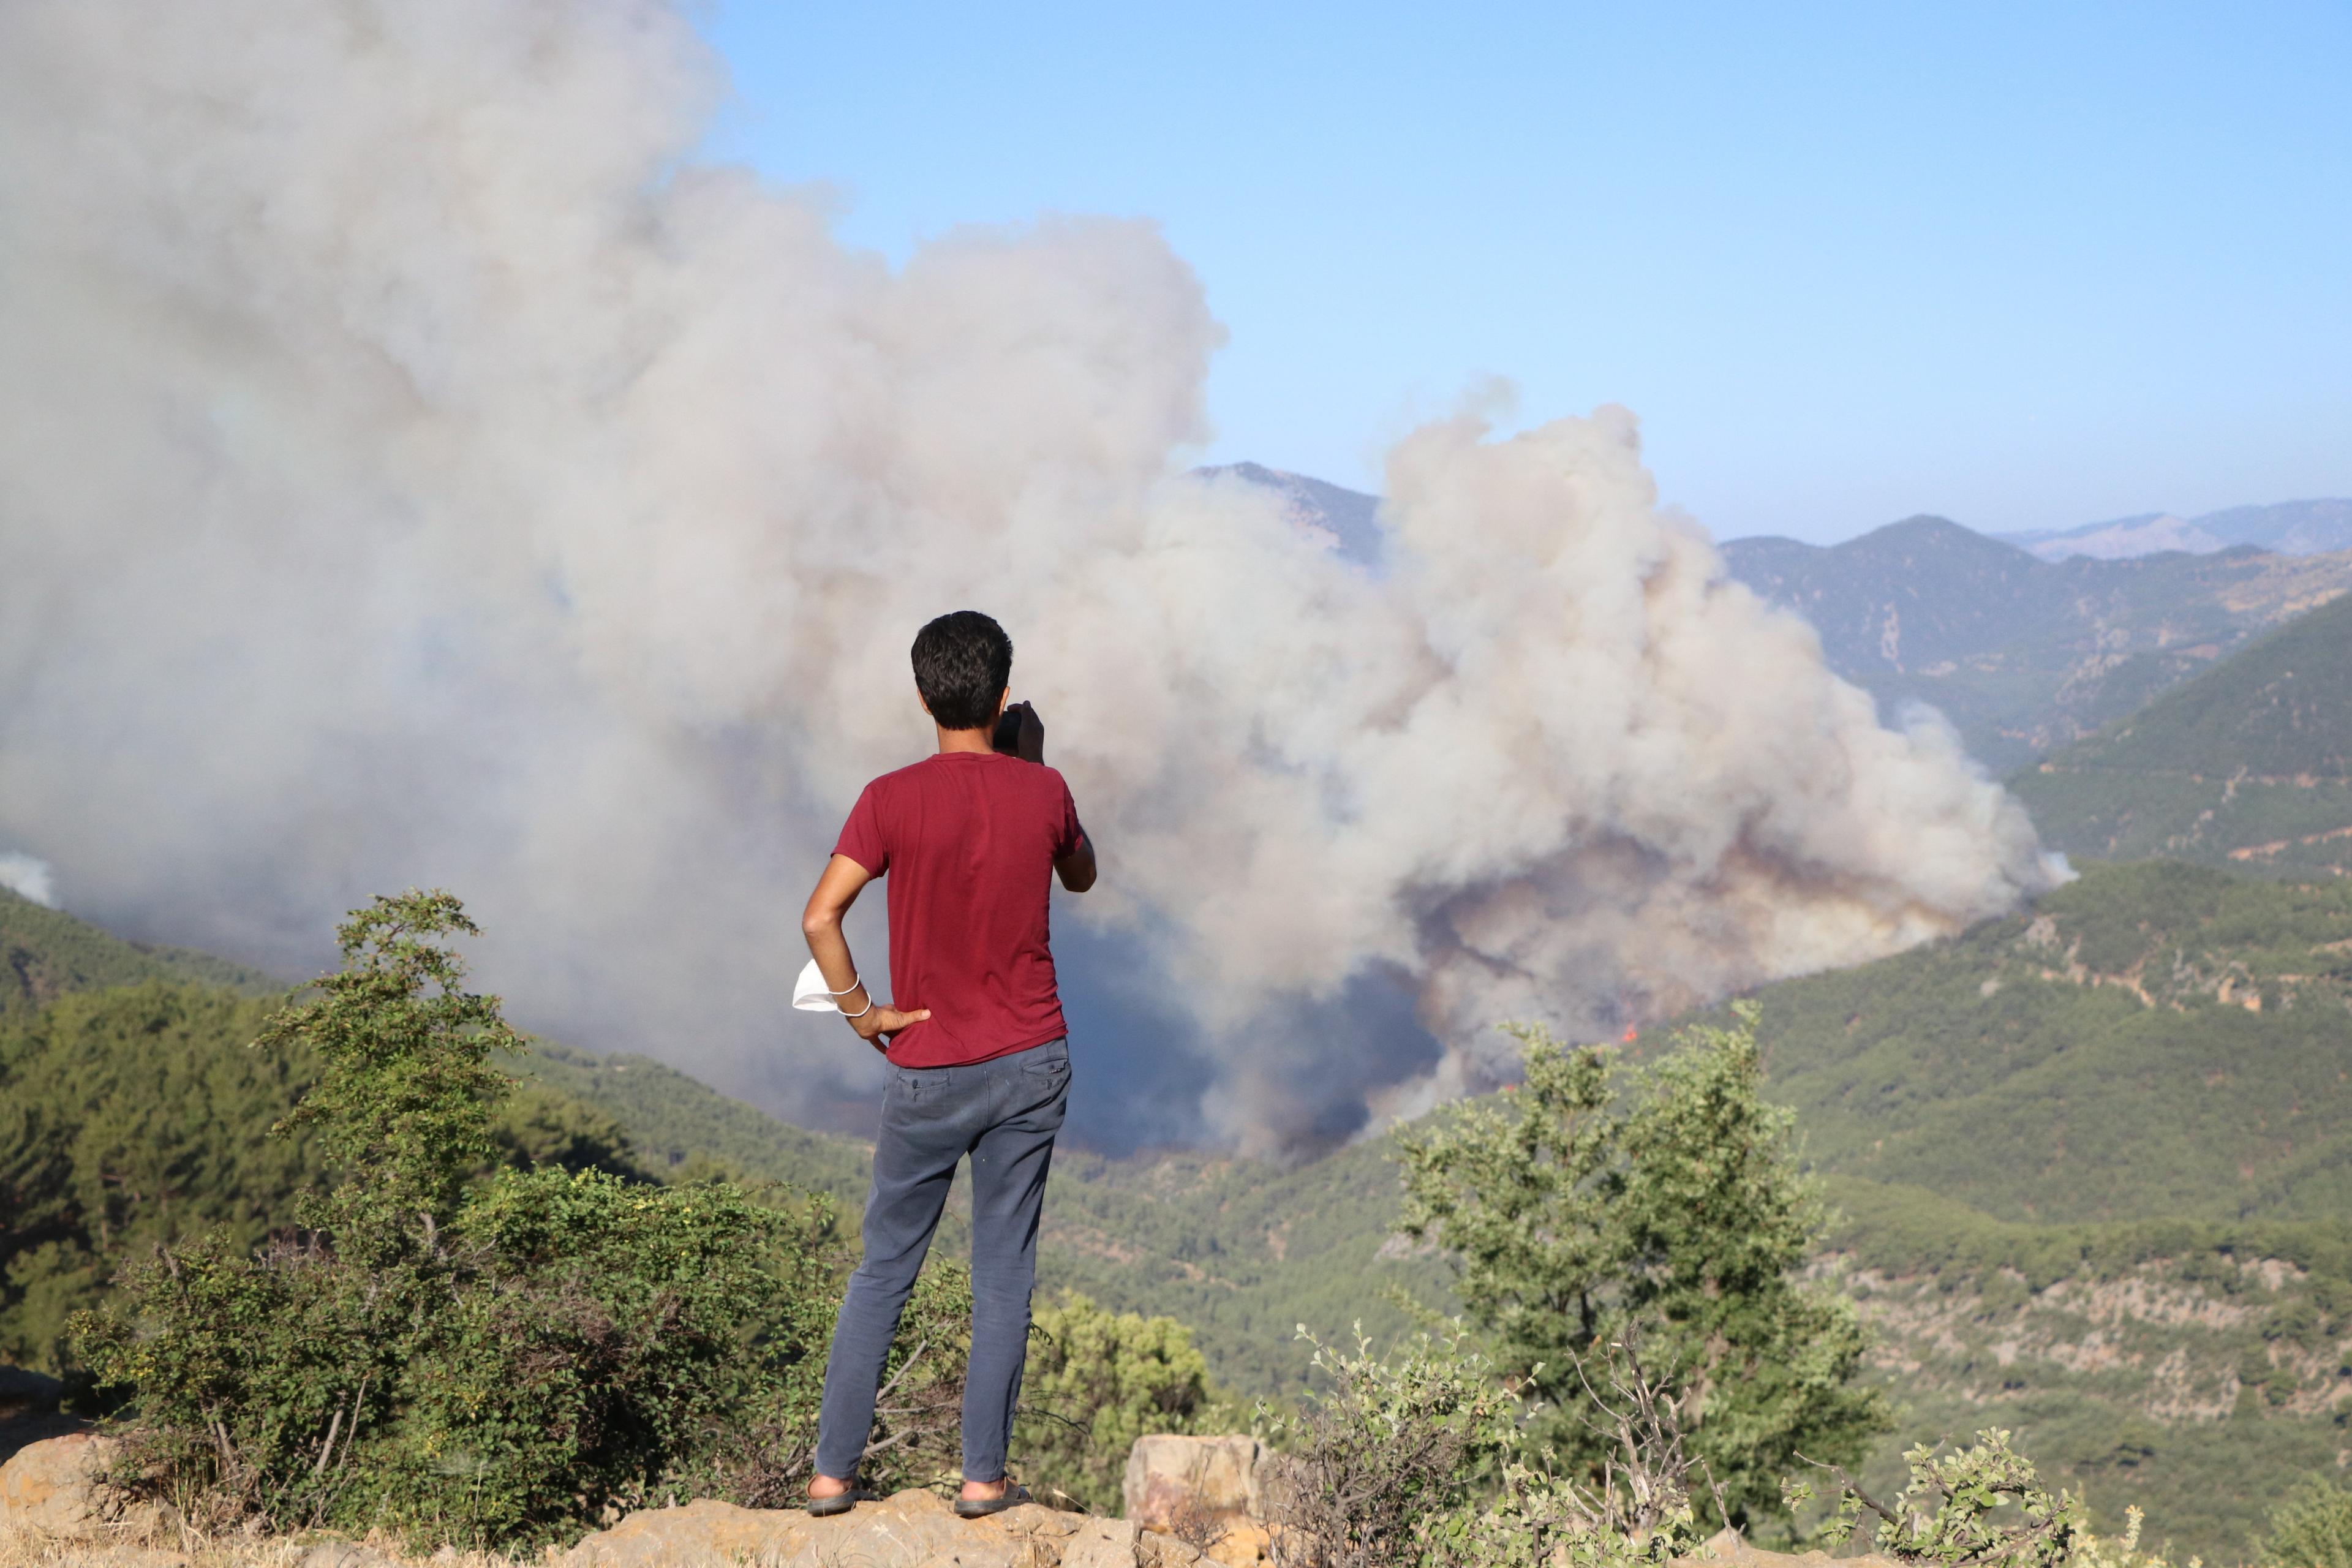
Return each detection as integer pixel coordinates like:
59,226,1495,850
0,1521,539,1567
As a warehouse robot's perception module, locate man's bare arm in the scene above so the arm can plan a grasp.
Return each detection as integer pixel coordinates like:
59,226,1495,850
801,854,930,1050
1055,830,1096,893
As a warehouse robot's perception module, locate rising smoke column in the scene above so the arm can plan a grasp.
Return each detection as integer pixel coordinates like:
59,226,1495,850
0,0,2062,1150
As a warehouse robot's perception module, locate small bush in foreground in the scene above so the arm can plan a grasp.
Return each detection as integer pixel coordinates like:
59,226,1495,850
1015,1290,1224,1512
1788,1428,2076,1568
71,891,968,1549
1397,1002,1885,1529
2071,1506,2200,1568
2257,1477,2352,1568
1259,1327,1711,1568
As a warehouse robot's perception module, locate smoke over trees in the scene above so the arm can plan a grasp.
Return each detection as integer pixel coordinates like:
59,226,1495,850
0,0,2061,1150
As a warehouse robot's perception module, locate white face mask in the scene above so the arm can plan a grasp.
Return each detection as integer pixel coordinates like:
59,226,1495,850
792,957,856,1012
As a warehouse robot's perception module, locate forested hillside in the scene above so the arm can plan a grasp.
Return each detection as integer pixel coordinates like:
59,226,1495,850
524,1041,1450,1395
2012,592,2352,878
1719,519,2352,768
0,982,315,1366
1820,1180,2352,1558
1679,860,2352,1220
1,885,277,1016
0,901,649,1370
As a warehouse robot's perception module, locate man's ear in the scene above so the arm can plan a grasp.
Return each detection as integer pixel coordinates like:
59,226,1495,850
915,680,933,719
993,687,1010,719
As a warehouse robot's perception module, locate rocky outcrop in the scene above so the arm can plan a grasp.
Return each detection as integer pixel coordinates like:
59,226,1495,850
0,1429,132,1533
1123,1436,1265,1526
1122,1435,1276,1567
559,1488,1206,1568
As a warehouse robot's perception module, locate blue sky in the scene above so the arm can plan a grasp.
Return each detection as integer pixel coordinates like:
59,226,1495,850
703,2,2350,545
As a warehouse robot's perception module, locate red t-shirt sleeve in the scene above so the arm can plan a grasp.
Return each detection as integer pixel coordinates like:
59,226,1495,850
1054,775,1084,859
832,783,889,875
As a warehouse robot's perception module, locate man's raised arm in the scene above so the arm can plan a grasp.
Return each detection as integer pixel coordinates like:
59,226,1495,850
1055,831,1096,893
999,699,1096,894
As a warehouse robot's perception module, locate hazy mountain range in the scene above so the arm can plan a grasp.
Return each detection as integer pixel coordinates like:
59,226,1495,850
1719,521,2352,770
1996,498,2352,561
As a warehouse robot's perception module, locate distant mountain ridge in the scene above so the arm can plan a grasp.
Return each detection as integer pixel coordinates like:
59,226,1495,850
1717,518,2352,769
1999,498,2352,561
1194,461,1382,566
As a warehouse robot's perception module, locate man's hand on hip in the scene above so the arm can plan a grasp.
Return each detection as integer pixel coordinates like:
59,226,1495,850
851,999,930,1052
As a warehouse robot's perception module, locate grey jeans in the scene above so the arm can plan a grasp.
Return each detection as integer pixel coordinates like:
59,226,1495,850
813,1036,1071,1483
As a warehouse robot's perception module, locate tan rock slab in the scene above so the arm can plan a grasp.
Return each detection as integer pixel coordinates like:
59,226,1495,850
1047,1515,1153,1568
0,1430,126,1532
1199,1521,1270,1567
560,1489,1182,1568
1134,1536,1207,1568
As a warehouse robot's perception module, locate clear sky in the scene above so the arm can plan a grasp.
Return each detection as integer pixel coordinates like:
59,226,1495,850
702,2,2350,545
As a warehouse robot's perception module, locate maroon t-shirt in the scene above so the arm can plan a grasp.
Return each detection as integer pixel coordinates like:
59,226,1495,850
832,750,1085,1068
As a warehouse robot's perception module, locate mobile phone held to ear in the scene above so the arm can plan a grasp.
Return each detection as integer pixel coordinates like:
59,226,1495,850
992,705,1023,755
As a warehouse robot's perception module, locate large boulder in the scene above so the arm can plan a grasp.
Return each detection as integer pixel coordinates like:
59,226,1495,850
1122,1435,1266,1528
0,1429,130,1533
1123,1437,1278,1568
560,1488,1206,1568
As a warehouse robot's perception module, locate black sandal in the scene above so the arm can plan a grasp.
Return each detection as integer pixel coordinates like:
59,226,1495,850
806,1487,875,1517
953,1483,1032,1518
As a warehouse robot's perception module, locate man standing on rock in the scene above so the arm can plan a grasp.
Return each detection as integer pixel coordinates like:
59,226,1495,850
800,610,1096,1518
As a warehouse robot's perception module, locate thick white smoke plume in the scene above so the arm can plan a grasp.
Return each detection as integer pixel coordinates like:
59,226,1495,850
0,0,2062,1150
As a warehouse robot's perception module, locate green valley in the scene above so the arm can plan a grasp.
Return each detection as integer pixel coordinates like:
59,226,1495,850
2013,592,2352,879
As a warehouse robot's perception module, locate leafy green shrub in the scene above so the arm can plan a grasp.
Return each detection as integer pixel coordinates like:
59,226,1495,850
1014,1290,1223,1512
257,891,516,1216
2257,1478,2352,1568
78,1169,836,1542
1789,1429,2076,1568
1397,1002,1884,1528
2070,1507,2198,1568
1257,1326,1524,1568
1260,1327,1708,1568
71,891,968,1549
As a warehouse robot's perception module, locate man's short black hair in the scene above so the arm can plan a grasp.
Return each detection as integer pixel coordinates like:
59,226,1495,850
911,611,1014,730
